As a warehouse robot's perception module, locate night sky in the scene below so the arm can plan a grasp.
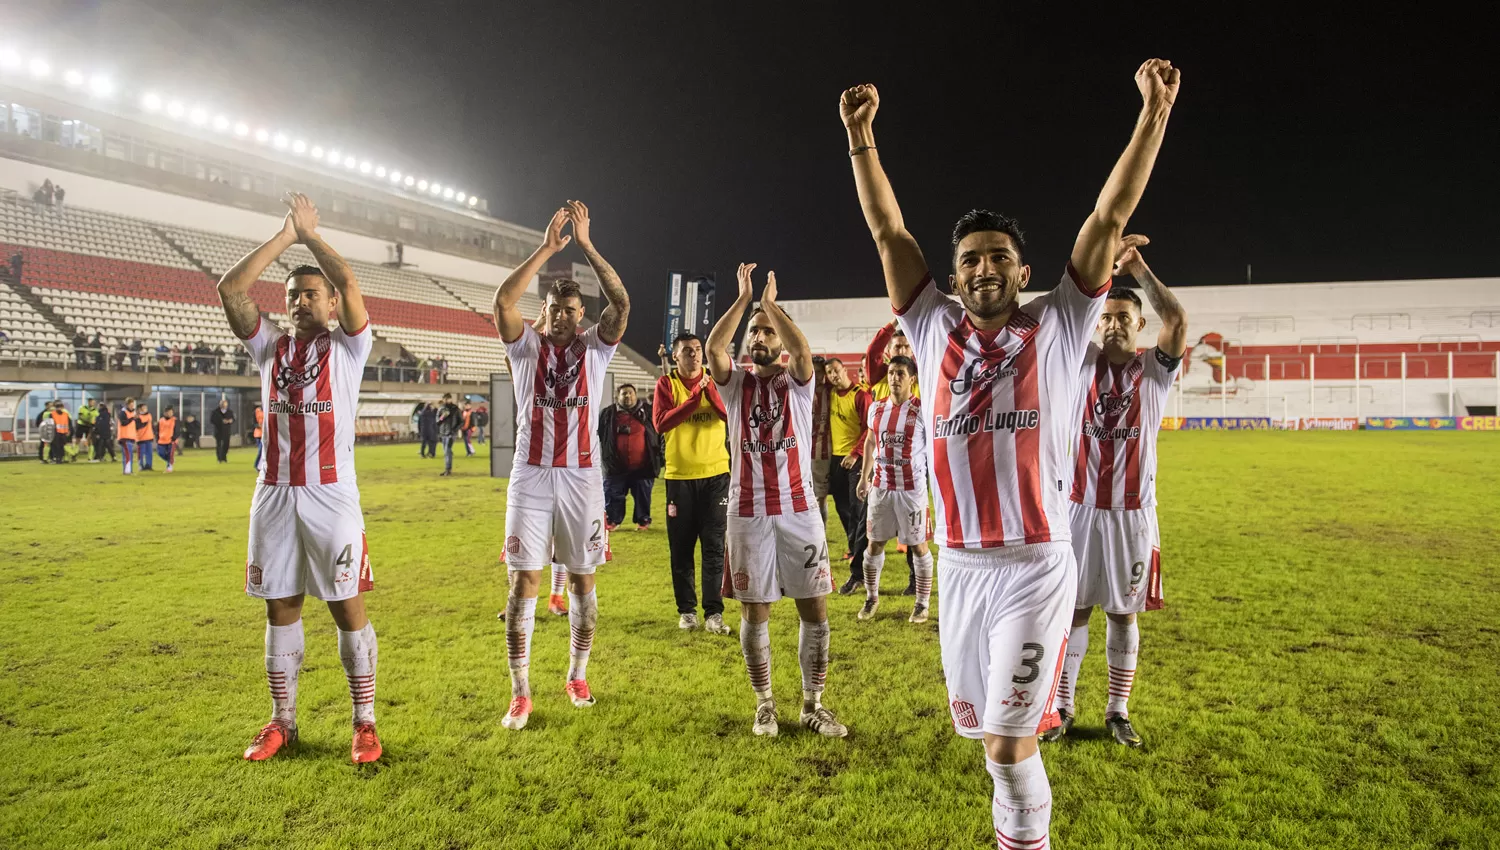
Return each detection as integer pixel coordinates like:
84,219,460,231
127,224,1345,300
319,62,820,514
19,2,1498,355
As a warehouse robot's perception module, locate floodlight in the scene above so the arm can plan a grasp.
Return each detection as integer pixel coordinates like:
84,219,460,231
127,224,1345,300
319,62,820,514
254,128,270,143
417,179,428,191
359,161,372,174
190,107,209,126
326,149,341,164
404,175,415,187
0,49,21,70
468,196,479,207
142,92,163,112
234,122,250,137
212,115,230,131
63,69,84,87
310,145,324,159
374,166,386,177
166,100,186,119
442,187,454,199
389,171,402,183
87,74,114,97
273,133,289,149
430,183,442,195
456,192,466,202
343,156,356,169
28,59,50,78
292,139,307,154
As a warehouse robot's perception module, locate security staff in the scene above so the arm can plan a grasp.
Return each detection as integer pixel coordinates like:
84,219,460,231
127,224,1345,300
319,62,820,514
118,399,138,474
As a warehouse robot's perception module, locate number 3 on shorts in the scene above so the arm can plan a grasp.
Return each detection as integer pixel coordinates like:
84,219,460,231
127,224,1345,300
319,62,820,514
1012,642,1045,684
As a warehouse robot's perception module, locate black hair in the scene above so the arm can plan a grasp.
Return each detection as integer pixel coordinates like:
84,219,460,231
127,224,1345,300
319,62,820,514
285,264,335,296
618,384,637,393
671,333,703,351
887,355,917,376
951,209,1027,264
546,279,583,303
825,357,843,367
1107,287,1143,309
811,354,826,365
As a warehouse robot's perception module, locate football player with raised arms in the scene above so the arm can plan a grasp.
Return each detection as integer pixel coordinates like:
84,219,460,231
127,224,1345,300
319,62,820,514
708,262,847,739
217,192,381,764
1044,235,1186,749
855,354,932,623
493,200,629,731
843,58,1181,847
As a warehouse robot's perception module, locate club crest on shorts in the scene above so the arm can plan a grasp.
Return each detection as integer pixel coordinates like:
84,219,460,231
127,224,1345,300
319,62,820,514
247,563,263,585
733,571,750,591
506,535,522,554
951,699,979,729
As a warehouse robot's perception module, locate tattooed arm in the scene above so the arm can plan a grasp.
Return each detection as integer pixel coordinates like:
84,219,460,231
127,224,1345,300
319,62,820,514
567,200,629,345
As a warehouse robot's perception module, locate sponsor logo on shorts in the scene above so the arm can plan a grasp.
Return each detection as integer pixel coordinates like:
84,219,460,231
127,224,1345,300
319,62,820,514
1001,687,1035,708
337,569,352,584
247,563,263,585
506,536,522,554
732,571,750,591
952,699,979,729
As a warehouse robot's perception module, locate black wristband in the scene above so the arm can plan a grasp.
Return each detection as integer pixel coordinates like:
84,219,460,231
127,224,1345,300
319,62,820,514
849,145,876,157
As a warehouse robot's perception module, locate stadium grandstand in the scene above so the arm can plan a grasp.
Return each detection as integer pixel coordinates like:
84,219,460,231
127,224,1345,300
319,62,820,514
0,66,656,452
767,276,1500,425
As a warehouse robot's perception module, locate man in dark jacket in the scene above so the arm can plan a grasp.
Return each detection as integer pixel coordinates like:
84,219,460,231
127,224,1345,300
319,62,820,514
210,399,235,462
418,402,439,458
92,401,117,461
597,384,662,531
182,414,202,449
436,393,463,476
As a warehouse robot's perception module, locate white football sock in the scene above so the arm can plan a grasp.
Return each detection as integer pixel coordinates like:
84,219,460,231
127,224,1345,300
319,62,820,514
338,622,378,725
913,550,934,608
798,618,830,707
864,548,885,600
987,752,1052,849
1106,619,1139,718
740,618,772,702
506,595,537,698
550,563,568,596
265,621,303,726
566,589,598,682
1058,620,1088,714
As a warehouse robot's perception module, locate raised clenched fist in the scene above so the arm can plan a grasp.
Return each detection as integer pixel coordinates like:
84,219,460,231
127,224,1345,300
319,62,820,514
840,84,880,129
1135,59,1180,108
1113,234,1151,276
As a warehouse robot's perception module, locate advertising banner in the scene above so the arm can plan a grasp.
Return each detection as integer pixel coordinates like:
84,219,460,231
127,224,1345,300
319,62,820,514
1174,417,1275,431
1460,416,1500,431
663,271,717,351
1364,417,1459,431
1292,418,1361,431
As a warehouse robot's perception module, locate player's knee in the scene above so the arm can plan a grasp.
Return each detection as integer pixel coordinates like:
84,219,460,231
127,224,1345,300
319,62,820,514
265,595,305,626
1105,611,1135,626
565,571,595,596
866,539,884,555
742,602,771,624
510,569,543,597
913,542,931,557
1071,607,1093,628
983,733,1037,764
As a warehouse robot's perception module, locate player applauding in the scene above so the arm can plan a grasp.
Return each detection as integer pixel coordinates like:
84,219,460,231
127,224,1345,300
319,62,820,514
844,58,1181,847
855,355,932,623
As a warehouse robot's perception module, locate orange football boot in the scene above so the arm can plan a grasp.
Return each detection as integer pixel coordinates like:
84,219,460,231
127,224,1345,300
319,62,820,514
351,722,382,764
243,721,296,761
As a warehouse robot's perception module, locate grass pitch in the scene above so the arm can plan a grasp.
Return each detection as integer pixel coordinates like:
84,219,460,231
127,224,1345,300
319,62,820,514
2,433,1498,849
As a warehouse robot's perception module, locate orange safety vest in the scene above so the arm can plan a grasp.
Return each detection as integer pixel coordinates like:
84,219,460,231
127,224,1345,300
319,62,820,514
253,408,264,439
50,409,71,435
118,408,137,441
135,411,155,443
156,417,177,444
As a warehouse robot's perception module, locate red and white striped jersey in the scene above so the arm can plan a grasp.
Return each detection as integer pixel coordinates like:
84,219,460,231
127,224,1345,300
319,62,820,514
896,265,1108,549
504,324,619,469
719,367,815,517
810,383,831,461
866,396,927,491
1071,344,1179,510
241,317,372,487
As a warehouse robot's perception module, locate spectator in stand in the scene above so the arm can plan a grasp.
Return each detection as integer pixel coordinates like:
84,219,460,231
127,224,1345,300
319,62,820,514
210,399,235,463
72,331,88,368
418,402,439,458
473,405,489,444
438,356,449,383
183,413,202,449
128,338,142,371
252,404,264,468
48,401,72,463
652,333,732,634
117,398,138,474
156,406,179,473
461,401,477,457
134,404,155,471
419,357,433,384
825,357,873,595
436,393,462,476
155,341,170,369
111,339,126,371
89,331,104,369
53,184,65,211
9,251,23,282
92,401,116,463
599,384,662,532
234,346,249,376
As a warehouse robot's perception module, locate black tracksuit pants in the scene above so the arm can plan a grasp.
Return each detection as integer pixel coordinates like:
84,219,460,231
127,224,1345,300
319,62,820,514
828,454,868,582
666,474,728,617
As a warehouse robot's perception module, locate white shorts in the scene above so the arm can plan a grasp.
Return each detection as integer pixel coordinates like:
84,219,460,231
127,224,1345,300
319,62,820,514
245,481,371,602
722,511,834,604
1069,503,1163,615
938,542,1076,739
866,486,928,546
505,462,607,573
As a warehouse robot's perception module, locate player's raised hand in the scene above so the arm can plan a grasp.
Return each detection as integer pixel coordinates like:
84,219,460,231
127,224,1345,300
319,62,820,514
284,192,320,242
565,200,592,247
737,262,757,303
761,271,779,307
1135,59,1180,108
543,207,573,253
840,84,880,129
1113,234,1151,276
